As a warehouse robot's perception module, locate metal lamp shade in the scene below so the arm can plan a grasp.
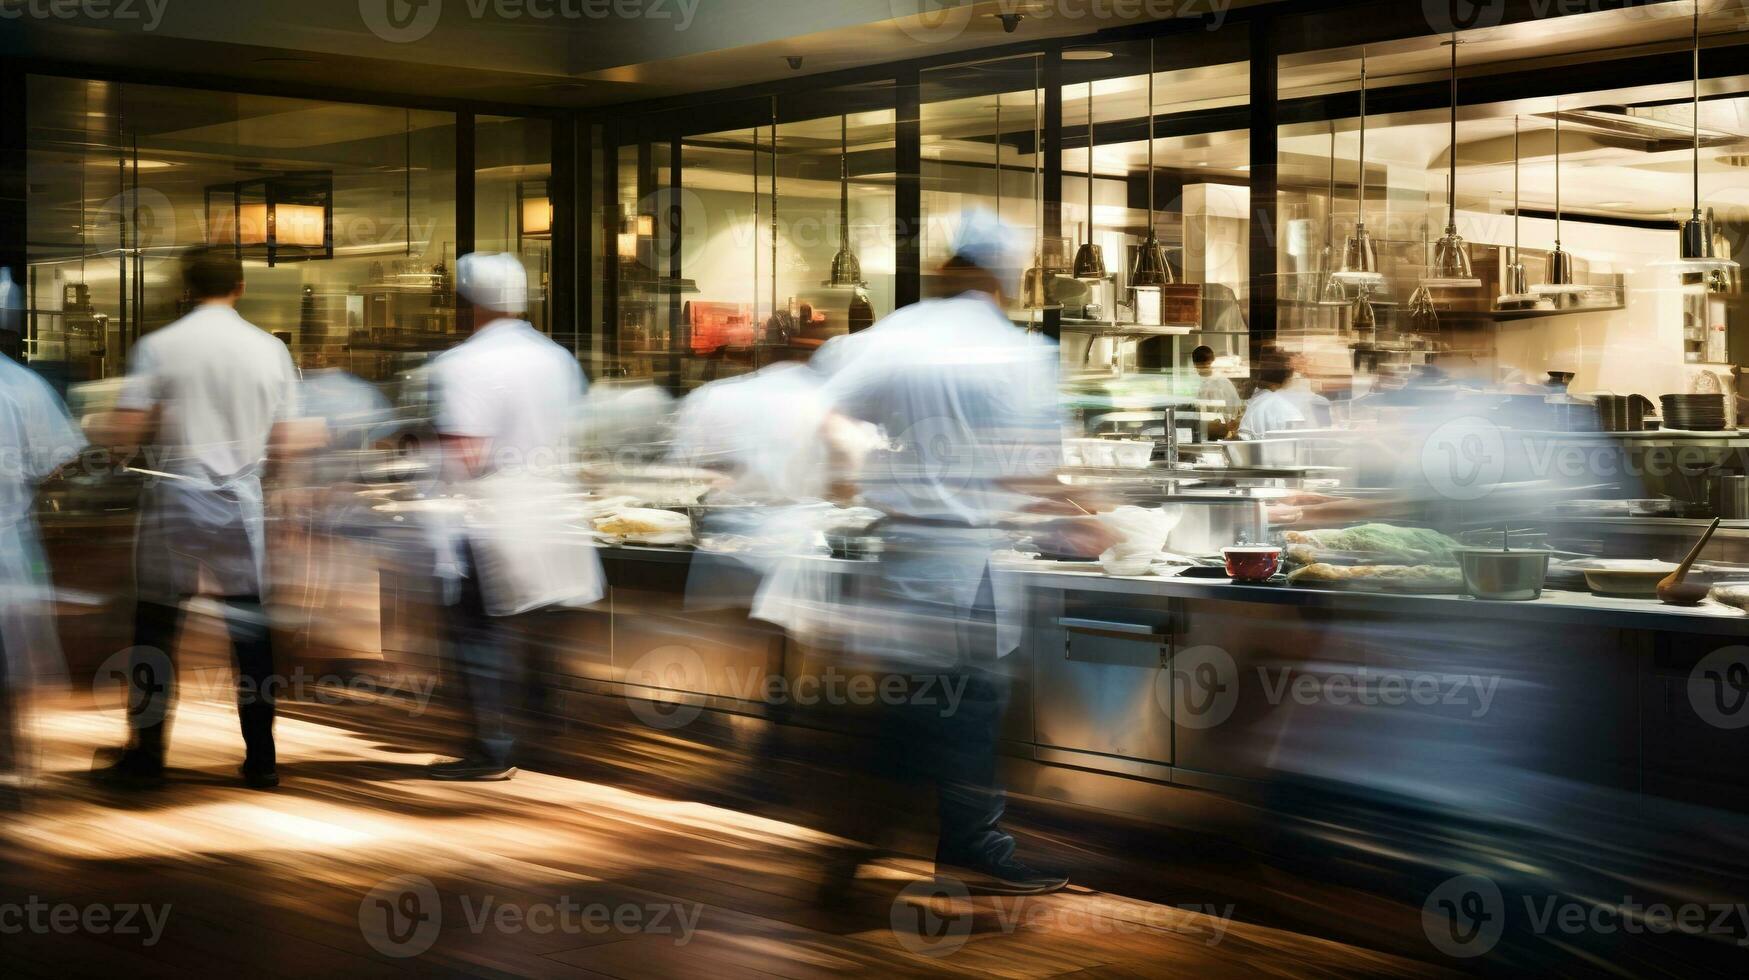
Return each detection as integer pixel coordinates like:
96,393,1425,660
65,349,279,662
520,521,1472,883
1406,284,1438,333
1531,246,1588,294
1423,229,1480,288
1021,263,1060,310
1497,257,1536,306
1130,234,1173,288
1349,287,1376,333
827,245,863,288
1072,241,1107,281
1333,225,1383,285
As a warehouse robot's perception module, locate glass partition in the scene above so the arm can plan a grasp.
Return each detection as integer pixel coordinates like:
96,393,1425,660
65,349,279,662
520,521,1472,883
476,114,552,336
25,76,457,388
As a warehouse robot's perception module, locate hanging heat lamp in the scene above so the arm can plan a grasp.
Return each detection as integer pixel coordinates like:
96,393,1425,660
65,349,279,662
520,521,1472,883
1498,115,1538,307
1317,121,1349,306
1424,36,1481,288
1334,48,1383,286
1532,102,1587,295
1351,284,1377,335
1666,0,1739,282
825,114,865,288
1072,79,1108,280
1130,42,1173,288
1023,81,1060,311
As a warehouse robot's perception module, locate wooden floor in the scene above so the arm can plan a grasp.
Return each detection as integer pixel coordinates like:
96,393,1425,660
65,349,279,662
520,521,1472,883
0,692,1452,979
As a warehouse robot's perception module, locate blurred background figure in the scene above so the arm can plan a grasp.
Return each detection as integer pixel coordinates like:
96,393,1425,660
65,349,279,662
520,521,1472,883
818,210,1110,898
422,252,602,782
0,288,84,802
1192,345,1242,440
94,248,306,790
1238,348,1305,439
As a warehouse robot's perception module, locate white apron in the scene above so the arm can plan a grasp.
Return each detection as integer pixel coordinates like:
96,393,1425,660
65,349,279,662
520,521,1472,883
133,466,268,600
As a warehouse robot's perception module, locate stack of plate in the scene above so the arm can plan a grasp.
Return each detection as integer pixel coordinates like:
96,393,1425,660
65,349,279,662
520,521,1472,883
1660,394,1728,431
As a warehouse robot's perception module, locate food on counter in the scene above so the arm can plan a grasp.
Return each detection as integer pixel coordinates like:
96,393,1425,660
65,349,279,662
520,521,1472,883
593,507,693,546
1222,546,1282,583
1283,524,1462,565
1288,562,1464,590
1712,584,1749,613
1573,560,1679,598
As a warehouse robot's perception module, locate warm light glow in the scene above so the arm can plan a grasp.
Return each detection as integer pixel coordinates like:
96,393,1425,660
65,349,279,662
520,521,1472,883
233,202,324,248
618,231,639,257
522,196,553,236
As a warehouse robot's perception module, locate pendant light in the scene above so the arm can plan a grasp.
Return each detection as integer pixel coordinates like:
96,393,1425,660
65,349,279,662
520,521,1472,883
1669,0,1739,277
1497,115,1537,306
1351,283,1377,335
1130,42,1173,288
1072,80,1108,280
1334,48,1383,286
1532,103,1586,294
1424,36,1481,288
1023,79,1060,310
825,114,864,288
1317,121,1350,306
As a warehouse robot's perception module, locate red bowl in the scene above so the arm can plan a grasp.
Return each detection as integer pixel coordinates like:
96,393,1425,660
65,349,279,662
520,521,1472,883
1223,546,1282,582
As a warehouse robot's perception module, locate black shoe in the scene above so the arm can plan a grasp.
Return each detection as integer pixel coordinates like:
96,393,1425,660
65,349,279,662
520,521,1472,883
95,750,165,787
241,766,279,790
427,757,517,781
936,857,1069,896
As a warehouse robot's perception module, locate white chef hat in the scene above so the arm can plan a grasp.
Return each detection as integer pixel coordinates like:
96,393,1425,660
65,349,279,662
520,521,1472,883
948,207,1025,293
457,251,528,314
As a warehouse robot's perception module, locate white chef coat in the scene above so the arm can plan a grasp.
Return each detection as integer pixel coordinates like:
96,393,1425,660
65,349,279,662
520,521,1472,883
1238,388,1305,440
428,317,602,614
0,353,83,687
671,361,831,504
1280,375,1332,428
118,303,298,599
1196,373,1243,415
823,293,1061,661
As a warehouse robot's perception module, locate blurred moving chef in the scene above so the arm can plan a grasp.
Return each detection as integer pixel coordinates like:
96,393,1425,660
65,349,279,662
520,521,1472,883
421,252,601,782
96,248,309,790
817,209,1111,898
0,307,84,790
1237,348,1305,439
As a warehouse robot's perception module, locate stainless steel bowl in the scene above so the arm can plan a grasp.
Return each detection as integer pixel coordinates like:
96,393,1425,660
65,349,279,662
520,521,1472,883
1454,548,1551,601
1222,439,1300,468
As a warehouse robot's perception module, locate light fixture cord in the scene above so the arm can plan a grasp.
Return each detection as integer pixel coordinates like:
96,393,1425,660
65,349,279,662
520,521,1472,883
1146,42,1156,235
1448,35,1459,233
1357,49,1367,223
1693,0,1702,217
1554,107,1562,245
1087,81,1095,245
839,114,850,250
1513,115,1520,254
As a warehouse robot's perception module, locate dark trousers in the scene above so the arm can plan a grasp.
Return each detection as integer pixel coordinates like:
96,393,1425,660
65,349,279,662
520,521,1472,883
446,570,516,767
887,661,1013,867
0,627,16,775
128,596,276,772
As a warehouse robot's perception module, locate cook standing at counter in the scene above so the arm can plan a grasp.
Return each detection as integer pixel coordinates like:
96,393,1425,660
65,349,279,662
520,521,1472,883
1192,345,1242,440
97,248,305,790
1237,349,1305,439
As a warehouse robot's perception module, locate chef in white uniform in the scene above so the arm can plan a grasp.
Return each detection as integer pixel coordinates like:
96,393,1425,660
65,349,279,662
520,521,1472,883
0,344,83,788
818,210,1110,897
422,252,601,781
99,248,302,789
1237,348,1306,440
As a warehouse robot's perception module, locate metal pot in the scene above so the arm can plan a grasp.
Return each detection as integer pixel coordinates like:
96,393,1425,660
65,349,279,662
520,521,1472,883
1221,439,1300,468
1454,548,1551,601
1165,495,1270,555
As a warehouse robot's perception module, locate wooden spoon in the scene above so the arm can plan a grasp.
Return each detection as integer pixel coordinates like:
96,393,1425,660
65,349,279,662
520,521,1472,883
1657,517,1722,606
